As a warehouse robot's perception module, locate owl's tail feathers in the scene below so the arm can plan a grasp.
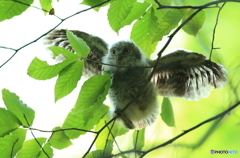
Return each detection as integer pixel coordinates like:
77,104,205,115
118,101,159,130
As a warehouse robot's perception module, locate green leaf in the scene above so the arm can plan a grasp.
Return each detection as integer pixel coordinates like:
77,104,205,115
48,46,79,59
0,108,20,137
63,104,109,139
54,61,83,102
81,0,110,11
49,127,72,149
37,142,53,158
131,7,159,57
0,129,27,158
160,97,175,127
121,2,150,27
27,51,78,80
0,0,33,22
182,10,206,36
108,0,136,32
85,150,104,158
2,89,35,127
66,30,90,58
73,75,111,112
153,8,186,42
62,75,111,139
132,129,145,150
16,138,47,158
39,0,52,14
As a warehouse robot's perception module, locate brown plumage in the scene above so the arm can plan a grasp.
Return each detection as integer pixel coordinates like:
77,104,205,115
44,29,227,129
45,29,107,76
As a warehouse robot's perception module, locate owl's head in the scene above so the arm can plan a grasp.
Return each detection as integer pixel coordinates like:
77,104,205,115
102,41,147,72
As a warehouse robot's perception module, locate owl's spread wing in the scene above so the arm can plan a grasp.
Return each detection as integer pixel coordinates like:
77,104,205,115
150,50,227,100
44,29,108,77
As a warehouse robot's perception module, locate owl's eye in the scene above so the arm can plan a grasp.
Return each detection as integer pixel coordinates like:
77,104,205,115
110,49,116,55
123,48,130,53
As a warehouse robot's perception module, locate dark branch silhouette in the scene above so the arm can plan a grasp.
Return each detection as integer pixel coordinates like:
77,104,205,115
140,101,240,157
154,0,239,9
23,127,98,134
81,57,153,68
107,101,240,157
23,114,50,158
209,2,226,59
0,0,112,68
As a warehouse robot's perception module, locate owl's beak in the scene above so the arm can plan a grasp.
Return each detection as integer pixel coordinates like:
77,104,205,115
116,54,124,62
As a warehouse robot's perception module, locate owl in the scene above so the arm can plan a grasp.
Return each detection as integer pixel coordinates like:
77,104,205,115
45,29,227,129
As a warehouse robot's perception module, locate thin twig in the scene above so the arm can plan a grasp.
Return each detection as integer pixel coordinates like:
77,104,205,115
11,0,61,19
81,57,153,69
209,2,226,60
102,120,114,156
0,0,112,68
140,101,240,157
23,127,97,134
23,115,50,158
106,120,122,153
82,116,118,157
0,46,17,51
154,0,239,9
109,101,240,157
83,134,101,157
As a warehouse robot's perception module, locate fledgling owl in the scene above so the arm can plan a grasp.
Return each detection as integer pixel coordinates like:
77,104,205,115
102,41,159,129
45,29,227,129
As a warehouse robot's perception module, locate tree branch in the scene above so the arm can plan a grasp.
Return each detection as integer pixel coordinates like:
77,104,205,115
81,57,153,69
209,2,226,60
23,127,97,134
82,116,118,157
154,0,240,9
0,0,112,68
140,101,240,157
11,0,61,18
23,114,50,158
108,101,240,157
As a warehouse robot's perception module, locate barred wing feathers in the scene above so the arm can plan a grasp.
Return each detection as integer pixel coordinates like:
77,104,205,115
44,29,108,76
151,50,227,100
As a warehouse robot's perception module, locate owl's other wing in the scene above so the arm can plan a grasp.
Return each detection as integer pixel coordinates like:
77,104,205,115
44,29,108,77
150,50,227,100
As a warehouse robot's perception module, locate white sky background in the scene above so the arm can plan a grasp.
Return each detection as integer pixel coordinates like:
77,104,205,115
0,0,186,157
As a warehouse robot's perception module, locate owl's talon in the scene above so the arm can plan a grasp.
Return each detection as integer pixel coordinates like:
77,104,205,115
114,109,122,116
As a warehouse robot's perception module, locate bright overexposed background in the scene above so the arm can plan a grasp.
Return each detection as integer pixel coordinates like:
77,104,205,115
1,0,240,158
